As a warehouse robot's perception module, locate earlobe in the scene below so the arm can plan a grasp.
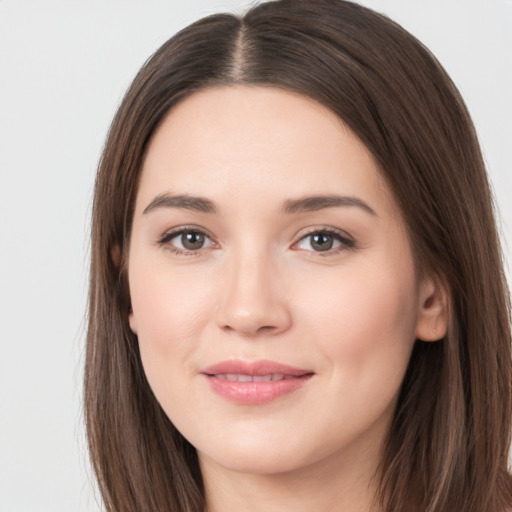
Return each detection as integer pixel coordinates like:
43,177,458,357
111,244,121,268
128,308,138,335
415,275,449,342
112,243,137,333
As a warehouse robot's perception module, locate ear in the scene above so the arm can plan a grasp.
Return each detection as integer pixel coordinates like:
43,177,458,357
128,308,138,335
415,274,449,342
111,244,121,268
111,243,137,334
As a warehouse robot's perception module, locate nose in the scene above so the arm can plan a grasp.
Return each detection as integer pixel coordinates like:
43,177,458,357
215,251,292,337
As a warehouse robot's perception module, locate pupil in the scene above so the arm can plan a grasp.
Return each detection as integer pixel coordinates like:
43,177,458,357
182,231,204,250
311,233,333,251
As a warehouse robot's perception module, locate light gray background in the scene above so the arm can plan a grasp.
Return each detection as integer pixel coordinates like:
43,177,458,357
0,1,510,511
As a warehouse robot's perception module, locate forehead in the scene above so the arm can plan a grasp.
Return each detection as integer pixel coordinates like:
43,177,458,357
137,85,395,217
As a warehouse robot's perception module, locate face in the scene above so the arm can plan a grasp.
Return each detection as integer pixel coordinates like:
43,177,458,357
127,86,436,478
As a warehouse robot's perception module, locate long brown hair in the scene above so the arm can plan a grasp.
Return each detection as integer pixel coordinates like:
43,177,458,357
85,1,512,510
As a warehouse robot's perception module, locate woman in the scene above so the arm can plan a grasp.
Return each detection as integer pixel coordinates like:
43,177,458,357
85,1,512,510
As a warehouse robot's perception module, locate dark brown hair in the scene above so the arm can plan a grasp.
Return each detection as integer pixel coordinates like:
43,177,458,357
85,1,512,510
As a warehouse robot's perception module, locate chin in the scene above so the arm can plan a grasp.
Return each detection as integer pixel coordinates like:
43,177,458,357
194,432,309,475
199,449,303,476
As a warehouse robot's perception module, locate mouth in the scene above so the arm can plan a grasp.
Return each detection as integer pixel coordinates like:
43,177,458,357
210,373,302,382
201,360,314,405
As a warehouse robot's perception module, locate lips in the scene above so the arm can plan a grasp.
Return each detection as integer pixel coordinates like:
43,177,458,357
201,360,314,405
212,373,297,382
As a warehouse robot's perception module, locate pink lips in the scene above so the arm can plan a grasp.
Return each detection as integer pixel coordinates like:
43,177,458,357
201,360,314,405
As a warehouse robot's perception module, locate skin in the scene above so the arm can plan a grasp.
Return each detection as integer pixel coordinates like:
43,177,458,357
127,86,447,512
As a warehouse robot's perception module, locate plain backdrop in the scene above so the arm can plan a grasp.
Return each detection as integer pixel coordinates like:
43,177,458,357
0,1,511,511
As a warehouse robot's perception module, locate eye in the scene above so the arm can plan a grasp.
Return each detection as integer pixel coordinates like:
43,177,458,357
294,229,355,253
158,228,216,254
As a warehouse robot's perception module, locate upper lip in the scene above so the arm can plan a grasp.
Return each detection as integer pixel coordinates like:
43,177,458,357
201,359,313,377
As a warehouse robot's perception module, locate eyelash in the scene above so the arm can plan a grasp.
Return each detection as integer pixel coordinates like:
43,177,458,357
157,226,215,257
156,226,356,257
293,227,356,256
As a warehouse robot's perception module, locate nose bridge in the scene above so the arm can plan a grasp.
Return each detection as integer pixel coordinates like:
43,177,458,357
216,243,290,336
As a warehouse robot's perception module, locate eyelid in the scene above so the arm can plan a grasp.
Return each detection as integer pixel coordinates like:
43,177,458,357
155,224,355,256
291,226,356,254
157,225,218,255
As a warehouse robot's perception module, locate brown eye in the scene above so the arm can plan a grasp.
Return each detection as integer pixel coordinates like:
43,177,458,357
159,228,215,254
310,233,334,251
294,229,354,254
181,231,205,250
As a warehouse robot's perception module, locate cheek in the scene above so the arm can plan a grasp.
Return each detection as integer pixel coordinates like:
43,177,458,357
128,260,217,386
285,260,419,452
131,261,213,335
298,260,418,378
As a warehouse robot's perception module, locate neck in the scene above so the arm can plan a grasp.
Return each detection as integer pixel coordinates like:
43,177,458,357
200,440,383,512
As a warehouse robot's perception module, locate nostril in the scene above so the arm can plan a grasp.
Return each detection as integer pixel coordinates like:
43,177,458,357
256,325,278,334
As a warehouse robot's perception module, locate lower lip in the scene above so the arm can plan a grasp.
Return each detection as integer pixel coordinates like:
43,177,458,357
203,375,312,405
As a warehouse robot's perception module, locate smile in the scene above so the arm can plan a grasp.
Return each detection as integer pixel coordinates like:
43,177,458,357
201,360,314,405
212,373,298,382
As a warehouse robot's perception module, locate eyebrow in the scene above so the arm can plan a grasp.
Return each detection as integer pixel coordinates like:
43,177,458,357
142,193,376,217
143,194,217,215
282,195,377,216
